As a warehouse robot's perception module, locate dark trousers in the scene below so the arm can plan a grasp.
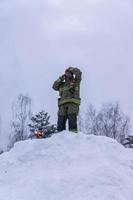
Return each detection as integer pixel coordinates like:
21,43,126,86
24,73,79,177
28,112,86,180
57,103,79,132
57,114,78,132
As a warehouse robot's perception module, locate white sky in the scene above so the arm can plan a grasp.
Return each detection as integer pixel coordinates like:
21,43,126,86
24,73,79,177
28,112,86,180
0,0,133,137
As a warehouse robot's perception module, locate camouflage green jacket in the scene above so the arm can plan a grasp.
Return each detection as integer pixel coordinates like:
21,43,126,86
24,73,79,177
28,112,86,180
52,68,82,106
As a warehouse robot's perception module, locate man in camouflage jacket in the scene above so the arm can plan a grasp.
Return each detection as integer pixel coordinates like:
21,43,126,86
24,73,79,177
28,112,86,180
52,67,82,133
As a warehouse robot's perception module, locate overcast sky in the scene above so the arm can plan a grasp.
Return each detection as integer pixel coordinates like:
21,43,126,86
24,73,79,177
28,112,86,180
0,0,133,143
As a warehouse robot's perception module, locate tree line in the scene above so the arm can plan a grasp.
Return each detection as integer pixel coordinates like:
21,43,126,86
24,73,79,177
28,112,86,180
0,94,132,153
78,103,132,146
8,94,57,150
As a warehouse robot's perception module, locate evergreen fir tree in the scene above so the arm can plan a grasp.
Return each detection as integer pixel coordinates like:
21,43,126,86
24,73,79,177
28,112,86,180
28,110,57,139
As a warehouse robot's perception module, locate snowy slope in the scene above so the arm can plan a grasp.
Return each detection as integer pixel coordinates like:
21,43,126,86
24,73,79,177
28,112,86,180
0,131,133,200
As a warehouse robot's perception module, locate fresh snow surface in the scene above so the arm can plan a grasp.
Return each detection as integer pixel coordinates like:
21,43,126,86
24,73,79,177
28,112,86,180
0,131,133,200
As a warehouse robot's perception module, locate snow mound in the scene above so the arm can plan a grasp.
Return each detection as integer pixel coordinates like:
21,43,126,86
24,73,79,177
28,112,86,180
0,131,133,200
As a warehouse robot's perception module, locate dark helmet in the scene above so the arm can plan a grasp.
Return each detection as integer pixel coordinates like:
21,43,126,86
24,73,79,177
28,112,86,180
65,67,73,75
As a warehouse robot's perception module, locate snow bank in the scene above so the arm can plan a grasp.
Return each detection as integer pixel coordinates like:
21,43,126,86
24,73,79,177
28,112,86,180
0,131,133,200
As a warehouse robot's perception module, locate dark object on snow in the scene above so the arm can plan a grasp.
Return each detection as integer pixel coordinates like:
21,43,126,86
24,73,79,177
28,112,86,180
123,136,133,148
0,149,4,155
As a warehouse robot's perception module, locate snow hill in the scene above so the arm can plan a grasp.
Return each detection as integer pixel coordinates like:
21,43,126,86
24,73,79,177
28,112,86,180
0,131,133,200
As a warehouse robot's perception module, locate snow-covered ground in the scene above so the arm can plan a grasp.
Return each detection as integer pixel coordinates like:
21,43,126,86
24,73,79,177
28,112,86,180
0,131,133,200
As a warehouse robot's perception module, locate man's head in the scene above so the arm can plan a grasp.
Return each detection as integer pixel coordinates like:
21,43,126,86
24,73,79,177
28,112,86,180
65,69,73,81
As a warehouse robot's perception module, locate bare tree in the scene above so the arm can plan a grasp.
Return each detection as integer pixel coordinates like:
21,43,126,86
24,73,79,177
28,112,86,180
84,102,131,144
0,117,4,154
84,104,97,135
96,103,130,143
0,116,1,136
8,94,32,149
78,112,84,132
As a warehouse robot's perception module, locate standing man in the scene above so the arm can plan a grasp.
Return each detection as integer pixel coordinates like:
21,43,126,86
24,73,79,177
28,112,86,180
52,67,82,133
